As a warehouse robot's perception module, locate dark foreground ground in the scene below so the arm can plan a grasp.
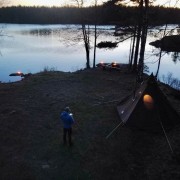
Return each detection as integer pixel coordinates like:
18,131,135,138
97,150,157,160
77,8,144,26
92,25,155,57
0,68,180,180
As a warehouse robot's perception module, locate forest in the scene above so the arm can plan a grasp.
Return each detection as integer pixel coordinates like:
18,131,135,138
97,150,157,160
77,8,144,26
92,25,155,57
0,4,180,25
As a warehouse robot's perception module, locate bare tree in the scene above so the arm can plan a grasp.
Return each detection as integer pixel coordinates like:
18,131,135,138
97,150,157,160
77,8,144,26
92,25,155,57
129,26,137,69
155,24,168,77
72,0,91,68
132,0,144,73
137,0,149,82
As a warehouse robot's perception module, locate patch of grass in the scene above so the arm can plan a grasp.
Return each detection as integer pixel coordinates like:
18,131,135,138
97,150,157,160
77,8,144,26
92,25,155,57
42,66,57,73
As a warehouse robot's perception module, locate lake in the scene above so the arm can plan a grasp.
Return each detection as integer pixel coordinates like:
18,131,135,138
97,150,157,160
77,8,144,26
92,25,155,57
0,23,179,83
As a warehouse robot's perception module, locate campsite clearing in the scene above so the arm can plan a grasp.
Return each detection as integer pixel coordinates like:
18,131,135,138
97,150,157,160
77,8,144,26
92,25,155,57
0,68,180,179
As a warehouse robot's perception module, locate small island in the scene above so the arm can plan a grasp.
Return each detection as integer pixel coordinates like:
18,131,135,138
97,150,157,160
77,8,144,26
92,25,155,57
149,35,180,52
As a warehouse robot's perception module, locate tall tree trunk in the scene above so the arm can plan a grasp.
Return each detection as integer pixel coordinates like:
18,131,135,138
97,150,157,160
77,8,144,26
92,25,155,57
93,24,97,68
129,25,137,70
137,0,149,82
82,24,90,69
155,49,162,78
93,0,98,68
132,0,143,72
76,0,91,69
156,24,168,77
138,23,148,82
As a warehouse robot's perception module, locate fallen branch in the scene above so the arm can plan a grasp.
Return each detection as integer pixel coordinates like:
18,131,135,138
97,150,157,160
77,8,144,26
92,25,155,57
93,99,121,106
93,94,132,106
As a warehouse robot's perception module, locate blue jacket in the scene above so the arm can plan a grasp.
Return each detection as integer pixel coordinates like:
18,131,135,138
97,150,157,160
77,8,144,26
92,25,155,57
60,111,74,129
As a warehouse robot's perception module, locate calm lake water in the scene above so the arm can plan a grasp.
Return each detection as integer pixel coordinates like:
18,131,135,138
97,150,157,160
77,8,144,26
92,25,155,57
0,23,179,83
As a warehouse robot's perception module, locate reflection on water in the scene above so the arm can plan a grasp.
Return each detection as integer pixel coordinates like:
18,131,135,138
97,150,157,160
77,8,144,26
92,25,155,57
0,24,179,83
29,29,52,36
171,52,180,62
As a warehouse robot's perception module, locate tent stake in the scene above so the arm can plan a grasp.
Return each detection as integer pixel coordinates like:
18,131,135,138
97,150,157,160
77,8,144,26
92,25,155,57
106,121,124,139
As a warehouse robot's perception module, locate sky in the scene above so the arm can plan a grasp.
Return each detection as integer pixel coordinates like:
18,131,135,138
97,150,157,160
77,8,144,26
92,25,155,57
6,0,180,8
9,0,104,7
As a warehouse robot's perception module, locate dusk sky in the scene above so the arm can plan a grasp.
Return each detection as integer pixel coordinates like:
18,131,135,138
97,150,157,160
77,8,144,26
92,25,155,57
9,0,105,7
7,0,180,8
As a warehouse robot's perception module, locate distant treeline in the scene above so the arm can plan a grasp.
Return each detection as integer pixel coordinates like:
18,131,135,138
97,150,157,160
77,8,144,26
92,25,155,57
0,5,180,25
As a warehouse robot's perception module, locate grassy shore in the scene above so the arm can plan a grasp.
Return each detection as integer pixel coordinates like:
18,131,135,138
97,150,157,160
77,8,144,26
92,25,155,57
0,68,180,179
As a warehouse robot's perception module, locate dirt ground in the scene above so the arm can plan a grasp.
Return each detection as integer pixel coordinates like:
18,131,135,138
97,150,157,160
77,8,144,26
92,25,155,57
0,68,180,180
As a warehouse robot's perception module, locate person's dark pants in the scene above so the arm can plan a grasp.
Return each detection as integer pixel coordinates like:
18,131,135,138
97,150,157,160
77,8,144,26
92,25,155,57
63,128,72,146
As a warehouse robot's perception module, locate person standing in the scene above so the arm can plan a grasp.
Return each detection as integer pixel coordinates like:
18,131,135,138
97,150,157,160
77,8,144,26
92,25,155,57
60,107,74,146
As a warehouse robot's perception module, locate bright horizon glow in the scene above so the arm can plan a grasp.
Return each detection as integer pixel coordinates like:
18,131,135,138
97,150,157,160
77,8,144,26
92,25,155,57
6,0,180,8
154,0,180,7
8,0,106,7
120,0,180,8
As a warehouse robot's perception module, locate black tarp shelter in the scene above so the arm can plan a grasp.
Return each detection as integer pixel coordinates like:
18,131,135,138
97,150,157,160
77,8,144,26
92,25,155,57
117,74,180,133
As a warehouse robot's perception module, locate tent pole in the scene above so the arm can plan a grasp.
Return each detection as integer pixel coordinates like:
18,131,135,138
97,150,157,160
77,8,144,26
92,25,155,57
160,121,174,154
106,121,124,139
